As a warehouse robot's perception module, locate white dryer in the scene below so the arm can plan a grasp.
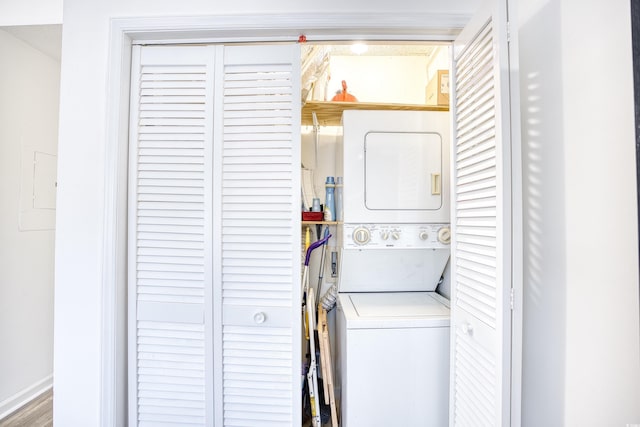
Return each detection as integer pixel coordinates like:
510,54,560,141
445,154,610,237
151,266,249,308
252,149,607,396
337,110,450,224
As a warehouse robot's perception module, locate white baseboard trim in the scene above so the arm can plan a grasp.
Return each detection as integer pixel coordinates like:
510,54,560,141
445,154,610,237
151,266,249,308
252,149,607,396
0,374,53,420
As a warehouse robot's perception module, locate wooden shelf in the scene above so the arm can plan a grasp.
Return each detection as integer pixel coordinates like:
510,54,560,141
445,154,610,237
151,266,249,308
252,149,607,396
302,221,340,225
301,101,449,126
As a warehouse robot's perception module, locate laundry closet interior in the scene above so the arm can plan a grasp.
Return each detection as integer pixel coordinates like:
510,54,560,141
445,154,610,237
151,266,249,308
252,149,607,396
127,18,509,425
298,41,452,427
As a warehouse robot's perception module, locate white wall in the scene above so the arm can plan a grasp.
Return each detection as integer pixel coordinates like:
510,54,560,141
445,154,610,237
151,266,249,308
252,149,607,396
426,46,449,82
518,0,640,425
329,55,430,104
0,29,59,418
0,0,62,26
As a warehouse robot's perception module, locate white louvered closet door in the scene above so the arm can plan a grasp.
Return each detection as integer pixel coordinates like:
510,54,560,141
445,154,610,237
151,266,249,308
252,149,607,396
128,45,215,427
214,44,301,427
450,0,521,426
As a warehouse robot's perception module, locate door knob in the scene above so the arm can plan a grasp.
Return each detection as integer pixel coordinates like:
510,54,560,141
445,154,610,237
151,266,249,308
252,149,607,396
461,322,473,336
253,312,266,324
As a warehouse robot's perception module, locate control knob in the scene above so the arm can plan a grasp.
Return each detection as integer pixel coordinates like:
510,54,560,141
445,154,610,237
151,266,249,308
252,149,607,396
419,231,429,240
391,230,400,240
352,226,371,245
380,230,390,240
437,227,451,244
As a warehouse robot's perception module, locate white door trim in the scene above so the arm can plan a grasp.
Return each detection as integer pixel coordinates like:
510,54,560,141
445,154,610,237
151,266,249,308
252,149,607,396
506,0,524,424
101,12,473,426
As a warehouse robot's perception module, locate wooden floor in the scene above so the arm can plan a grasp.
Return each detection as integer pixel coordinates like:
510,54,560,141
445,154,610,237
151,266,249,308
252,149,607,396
0,390,52,427
0,390,326,426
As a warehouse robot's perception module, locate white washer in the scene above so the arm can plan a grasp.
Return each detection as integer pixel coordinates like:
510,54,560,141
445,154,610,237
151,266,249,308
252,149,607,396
336,291,450,427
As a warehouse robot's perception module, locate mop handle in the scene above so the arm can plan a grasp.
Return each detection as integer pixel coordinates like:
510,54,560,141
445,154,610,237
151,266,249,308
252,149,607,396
304,233,332,266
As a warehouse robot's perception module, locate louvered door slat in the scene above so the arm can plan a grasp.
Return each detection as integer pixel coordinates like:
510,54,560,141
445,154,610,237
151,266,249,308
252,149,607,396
218,44,300,427
129,45,214,427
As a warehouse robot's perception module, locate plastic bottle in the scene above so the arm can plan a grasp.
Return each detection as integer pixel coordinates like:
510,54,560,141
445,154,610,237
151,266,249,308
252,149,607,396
311,198,321,212
324,176,335,221
335,176,343,222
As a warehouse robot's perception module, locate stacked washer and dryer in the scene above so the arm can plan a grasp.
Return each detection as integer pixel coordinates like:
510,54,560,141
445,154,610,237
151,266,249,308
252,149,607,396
335,110,452,426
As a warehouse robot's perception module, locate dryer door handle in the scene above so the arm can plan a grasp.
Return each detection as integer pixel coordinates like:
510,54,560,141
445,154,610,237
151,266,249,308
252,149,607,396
431,173,441,195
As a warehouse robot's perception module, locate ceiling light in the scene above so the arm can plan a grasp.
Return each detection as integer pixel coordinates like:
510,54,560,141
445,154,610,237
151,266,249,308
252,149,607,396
350,43,368,55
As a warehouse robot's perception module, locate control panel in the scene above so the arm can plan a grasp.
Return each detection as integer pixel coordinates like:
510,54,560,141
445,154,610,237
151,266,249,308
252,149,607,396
342,223,451,249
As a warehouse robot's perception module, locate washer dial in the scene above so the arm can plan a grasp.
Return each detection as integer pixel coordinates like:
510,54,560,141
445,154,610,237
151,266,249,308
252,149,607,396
352,226,371,245
437,227,451,244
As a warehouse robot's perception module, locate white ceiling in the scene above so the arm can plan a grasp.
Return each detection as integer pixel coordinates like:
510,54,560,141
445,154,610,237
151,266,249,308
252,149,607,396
1,24,62,61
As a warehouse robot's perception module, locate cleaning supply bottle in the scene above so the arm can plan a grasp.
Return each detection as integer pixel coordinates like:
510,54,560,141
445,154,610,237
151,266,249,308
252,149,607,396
335,176,343,222
324,176,335,221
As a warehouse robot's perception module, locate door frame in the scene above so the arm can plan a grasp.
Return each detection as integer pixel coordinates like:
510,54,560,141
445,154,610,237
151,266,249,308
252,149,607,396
101,11,521,426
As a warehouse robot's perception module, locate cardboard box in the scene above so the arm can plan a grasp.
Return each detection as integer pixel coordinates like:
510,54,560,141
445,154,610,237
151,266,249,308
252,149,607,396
425,69,449,106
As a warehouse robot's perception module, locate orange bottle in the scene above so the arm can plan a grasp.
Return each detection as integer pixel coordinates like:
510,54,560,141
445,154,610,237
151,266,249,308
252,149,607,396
331,80,357,102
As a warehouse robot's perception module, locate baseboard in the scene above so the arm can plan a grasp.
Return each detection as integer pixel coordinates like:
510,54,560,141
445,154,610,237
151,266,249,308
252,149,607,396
0,374,53,420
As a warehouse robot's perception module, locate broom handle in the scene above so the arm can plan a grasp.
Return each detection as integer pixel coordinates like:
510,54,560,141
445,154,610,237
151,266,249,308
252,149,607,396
304,233,331,266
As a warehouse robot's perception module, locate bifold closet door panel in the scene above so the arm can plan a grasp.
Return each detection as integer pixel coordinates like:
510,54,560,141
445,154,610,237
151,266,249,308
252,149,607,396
129,43,301,427
217,44,301,426
449,0,521,425
128,45,215,427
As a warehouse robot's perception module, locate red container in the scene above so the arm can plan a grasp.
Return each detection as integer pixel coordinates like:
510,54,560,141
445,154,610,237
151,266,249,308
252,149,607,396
302,211,324,221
